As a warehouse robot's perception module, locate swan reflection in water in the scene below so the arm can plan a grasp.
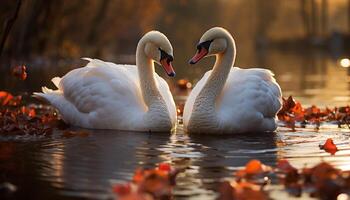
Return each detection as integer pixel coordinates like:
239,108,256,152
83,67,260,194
37,128,277,199
14,126,350,200
39,130,165,199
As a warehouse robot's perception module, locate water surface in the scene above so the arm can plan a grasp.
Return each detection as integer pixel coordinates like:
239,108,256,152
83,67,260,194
1,33,350,200
1,123,350,200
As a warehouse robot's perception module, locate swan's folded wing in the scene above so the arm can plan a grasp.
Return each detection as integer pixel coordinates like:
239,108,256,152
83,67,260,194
55,60,145,128
60,59,145,115
217,67,282,130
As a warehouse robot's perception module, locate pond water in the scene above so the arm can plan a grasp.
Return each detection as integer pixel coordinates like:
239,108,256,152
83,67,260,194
1,124,350,200
1,45,350,199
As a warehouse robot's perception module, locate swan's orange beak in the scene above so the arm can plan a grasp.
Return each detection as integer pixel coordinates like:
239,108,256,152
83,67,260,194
189,48,208,64
160,58,176,77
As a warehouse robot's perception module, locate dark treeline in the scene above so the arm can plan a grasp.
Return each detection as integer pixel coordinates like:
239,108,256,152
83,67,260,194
0,0,162,59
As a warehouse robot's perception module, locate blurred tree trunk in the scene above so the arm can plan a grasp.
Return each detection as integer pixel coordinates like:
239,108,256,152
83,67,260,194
256,0,267,41
310,0,318,37
255,0,278,45
16,0,44,56
320,0,328,36
86,0,110,56
348,0,350,33
0,0,22,57
15,0,64,57
301,0,311,38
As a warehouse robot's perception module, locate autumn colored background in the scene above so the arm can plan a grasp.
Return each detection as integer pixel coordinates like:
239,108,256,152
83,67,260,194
1,0,350,106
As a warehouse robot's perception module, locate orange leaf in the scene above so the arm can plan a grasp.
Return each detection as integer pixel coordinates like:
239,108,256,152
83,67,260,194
276,159,297,173
245,160,264,175
132,169,144,184
236,159,271,179
113,183,132,196
319,138,338,155
0,91,13,106
158,163,171,172
231,181,268,200
11,65,27,80
28,109,36,117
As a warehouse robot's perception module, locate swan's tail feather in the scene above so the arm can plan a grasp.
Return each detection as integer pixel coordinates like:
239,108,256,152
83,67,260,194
82,57,106,68
51,77,61,89
32,92,50,104
90,59,106,68
81,57,92,62
32,92,44,99
42,86,53,94
32,86,62,104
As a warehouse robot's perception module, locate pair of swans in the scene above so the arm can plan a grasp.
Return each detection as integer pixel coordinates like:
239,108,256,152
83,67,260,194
34,27,282,134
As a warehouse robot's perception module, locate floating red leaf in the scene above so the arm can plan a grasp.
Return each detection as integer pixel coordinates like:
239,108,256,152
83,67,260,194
158,163,171,172
276,159,297,173
113,163,181,200
11,65,27,80
319,138,338,154
236,159,271,179
113,183,132,196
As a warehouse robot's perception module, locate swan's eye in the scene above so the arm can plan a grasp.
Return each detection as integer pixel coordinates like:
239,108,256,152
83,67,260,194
159,48,173,63
197,40,213,52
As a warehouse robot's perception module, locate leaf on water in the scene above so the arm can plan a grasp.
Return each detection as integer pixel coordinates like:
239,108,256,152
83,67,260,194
276,160,301,197
304,162,343,199
236,159,271,180
158,163,171,172
0,91,14,106
276,159,297,173
319,138,338,155
219,180,268,200
278,96,350,129
113,183,132,196
113,163,181,200
275,160,349,199
11,65,27,80
0,92,68,136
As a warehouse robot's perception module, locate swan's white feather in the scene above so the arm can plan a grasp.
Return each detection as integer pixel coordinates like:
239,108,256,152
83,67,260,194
183,67,282,133
34,58,176,131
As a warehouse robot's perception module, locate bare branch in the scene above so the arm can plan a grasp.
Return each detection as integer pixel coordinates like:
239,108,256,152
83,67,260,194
0,0,22,57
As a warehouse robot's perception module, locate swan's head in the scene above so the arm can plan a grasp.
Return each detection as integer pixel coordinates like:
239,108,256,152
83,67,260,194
189,27,232,64
141,31,175,77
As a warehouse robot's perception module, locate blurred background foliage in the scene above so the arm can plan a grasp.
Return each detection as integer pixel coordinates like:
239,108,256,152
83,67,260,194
1,0,350,106
1,0,349,60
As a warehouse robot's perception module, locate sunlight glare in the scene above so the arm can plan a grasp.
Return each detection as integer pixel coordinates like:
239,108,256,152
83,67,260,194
337,193,349,200
340,58,350,68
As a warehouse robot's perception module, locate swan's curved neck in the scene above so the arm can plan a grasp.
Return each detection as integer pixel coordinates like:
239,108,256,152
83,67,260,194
191,35,236,126
136,41,161,105
136,39,171,129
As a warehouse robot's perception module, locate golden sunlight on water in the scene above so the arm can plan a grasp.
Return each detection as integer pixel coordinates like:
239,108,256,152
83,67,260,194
276,127,350,171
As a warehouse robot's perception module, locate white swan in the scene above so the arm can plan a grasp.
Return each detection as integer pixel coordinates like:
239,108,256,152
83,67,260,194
183,27,282,134
34,31,177,132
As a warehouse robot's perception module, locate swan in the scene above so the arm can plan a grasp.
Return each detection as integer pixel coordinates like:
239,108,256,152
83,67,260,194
183,27,282,134
34,31,177,132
